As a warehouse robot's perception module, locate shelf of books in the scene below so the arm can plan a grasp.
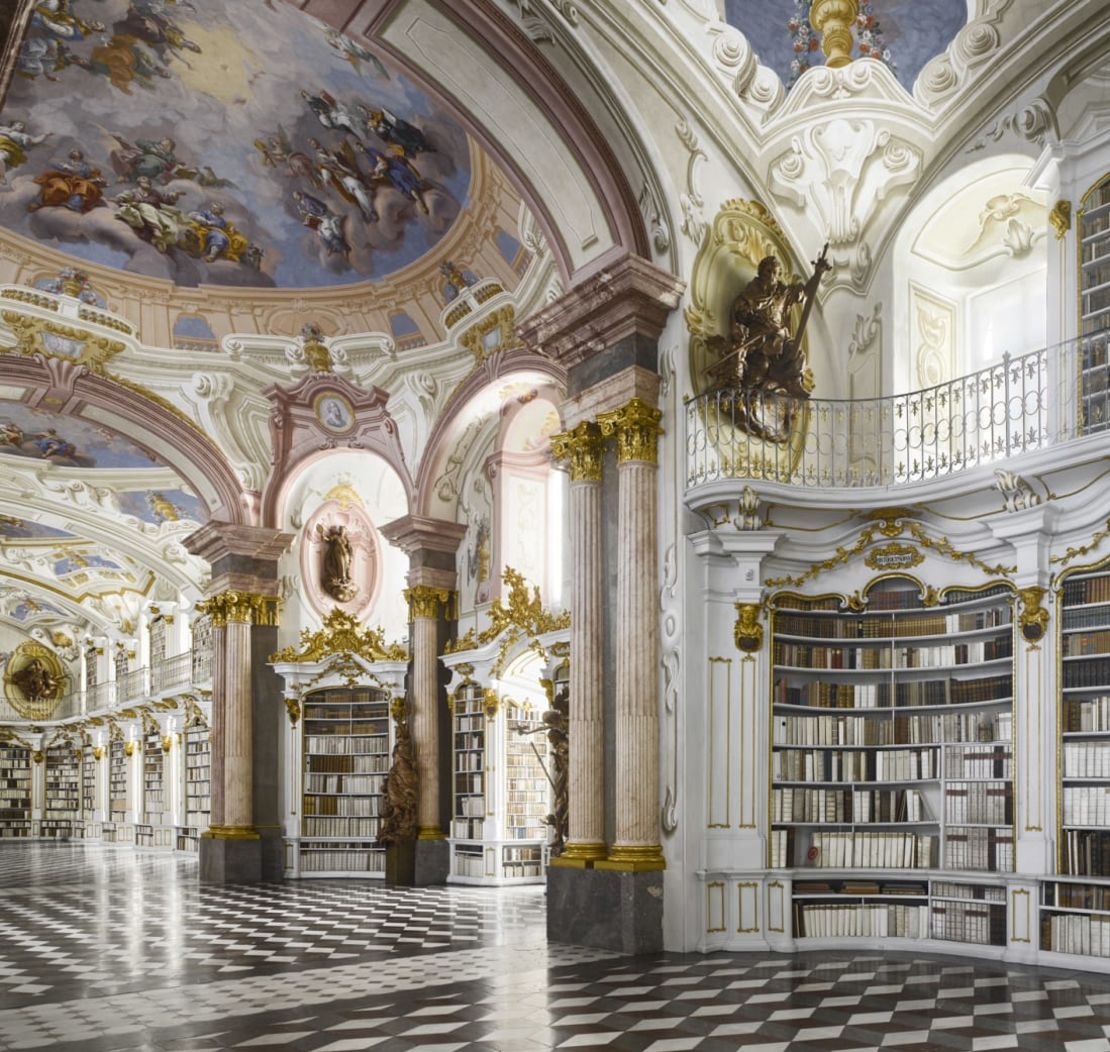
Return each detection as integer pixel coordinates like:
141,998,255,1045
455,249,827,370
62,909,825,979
0,742,32,838
770,576,1015,949
81,744,99,838
1044,564,1110,962
104,741,132,843
43,746,80,839
138,729,172,848
1079,173,1110,434
179,725,211,852
297,687,390,877
448,687,550,885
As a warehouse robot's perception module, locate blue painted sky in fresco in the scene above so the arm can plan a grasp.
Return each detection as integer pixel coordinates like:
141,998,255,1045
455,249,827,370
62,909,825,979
724,0,968,89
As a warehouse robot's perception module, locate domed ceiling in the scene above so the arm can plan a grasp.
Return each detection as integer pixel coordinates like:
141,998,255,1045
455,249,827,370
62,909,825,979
0,0,473,288
725,0,968,89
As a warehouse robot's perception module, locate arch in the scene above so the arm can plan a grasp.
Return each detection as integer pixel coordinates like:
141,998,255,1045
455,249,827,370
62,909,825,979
290,0,651,284
413,346,566,518
0,353,248,524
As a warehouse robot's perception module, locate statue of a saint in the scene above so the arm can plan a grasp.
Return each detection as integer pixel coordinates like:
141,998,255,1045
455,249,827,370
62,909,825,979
11,657,63,703
378,713,418,845
542,686,569,855
318,523,357,602
708,246,829,400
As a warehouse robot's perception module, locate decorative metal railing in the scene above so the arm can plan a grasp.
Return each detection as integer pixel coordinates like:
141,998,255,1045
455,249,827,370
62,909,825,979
151,651,193,694
686,332,1110,490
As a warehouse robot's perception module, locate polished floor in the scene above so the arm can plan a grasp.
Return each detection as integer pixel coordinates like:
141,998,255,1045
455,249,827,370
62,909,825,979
3,845,1110,1051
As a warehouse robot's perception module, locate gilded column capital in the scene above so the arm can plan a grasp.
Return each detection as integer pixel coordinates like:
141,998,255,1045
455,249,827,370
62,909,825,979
810,0,859,68
550,421,603,481
597,398,663,464
405,585,453,620
198,590,281,627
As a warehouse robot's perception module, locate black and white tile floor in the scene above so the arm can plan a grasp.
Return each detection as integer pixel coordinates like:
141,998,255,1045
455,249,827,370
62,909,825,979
3,844,1110,1052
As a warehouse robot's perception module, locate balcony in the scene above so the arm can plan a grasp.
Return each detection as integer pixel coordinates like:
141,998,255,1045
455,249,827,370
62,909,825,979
685,333,1110,506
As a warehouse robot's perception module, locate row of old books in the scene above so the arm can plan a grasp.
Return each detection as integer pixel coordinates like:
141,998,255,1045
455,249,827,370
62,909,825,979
1065,696,1110,733
304,736,381,754
303,794,381,816
774,676,1012,709
774,610,1010,641
303,816,380,837
796,903,930,938
1063,577,1110,606
774,711,1013,748
774,640,1011,670
1063,658,1110,689
1061,830,1110,875
300,846,383,872
943,827,1014,871
1062,785,1110,826
807,831,936,869
1043,913,1110,957
1064,741,1110,778
304,772,385,795
772,787,929,823
1063,629,1110,657
945,744,1013,779
1052,882,1110,910
931,900,1002,945
944,781,1012,824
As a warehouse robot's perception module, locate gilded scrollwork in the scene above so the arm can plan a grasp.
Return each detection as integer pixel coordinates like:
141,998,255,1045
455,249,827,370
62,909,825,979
597,398,663,464
269,607,406,663
550,420,603,481
199,590,281,628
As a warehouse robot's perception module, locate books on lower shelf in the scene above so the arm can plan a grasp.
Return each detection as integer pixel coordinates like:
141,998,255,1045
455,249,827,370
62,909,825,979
144,731,165,826
1042,880,1110,957
81,745,96,819
806,831,936,868
185,726,210,827
299,688,390,876
452,685,486,842
44,746,80,833
108,741,128,821
0,743,31,836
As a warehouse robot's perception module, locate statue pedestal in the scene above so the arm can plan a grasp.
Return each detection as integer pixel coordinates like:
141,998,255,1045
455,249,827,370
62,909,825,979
385,841,416,885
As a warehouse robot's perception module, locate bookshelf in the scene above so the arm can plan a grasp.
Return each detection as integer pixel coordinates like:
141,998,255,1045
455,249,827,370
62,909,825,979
81,743,99,837
1080,173,1110,434
0,743,32,838
451,683,486,843
1045,563,1110,959
770,576,1015,947
43,746,80,839
138,728,170,848
298,687,390,877
108,741,129,828
179,725,211,852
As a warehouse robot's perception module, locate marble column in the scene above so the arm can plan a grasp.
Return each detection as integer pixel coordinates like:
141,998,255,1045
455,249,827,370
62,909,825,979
184,523,292,883
406,585,451,839
550,421,607,865
596,398,665,871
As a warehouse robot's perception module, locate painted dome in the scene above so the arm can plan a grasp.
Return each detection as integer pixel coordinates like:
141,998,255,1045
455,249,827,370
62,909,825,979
0,0,473,288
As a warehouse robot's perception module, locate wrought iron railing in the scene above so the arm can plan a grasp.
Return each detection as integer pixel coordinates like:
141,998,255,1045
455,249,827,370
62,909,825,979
119,667,149,703
686,333,1110,490
152,651,193,694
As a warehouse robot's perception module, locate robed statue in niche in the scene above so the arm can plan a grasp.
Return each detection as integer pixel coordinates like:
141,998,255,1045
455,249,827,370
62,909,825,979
707,245,830,404
318,523,357,602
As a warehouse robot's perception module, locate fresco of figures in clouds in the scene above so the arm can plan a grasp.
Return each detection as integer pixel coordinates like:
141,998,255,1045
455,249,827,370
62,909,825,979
0,399,163,468
0,0,471,288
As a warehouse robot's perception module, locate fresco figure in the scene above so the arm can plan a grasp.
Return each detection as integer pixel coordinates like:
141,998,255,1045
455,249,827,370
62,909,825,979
113,0,203,67
183,203,250,263
309,138,377,223
29,0,105,43
86,34,171,94
0,121,49,184
361,106,433,155
110,135,180,183
293,190,349,257
254,128,320,187
113,176,187,252
363,146,429,214
301,90,362,138
324,29,388,79
29,150,106,213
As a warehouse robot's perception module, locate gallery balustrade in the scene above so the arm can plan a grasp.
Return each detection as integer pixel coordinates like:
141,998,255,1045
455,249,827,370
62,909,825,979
686,332,1109,490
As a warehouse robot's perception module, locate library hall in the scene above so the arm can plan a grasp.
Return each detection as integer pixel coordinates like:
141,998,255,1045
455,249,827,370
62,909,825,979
1,0,1110,1049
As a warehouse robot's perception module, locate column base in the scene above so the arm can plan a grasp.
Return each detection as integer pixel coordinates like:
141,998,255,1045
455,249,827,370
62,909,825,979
595,844,666,872
413,837,449,886
257,826,285,882
199,834,262,883
546,865,663,954
550,841,608,869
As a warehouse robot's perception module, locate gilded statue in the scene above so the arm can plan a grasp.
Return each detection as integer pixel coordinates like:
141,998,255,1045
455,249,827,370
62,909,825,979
318,523,357,602
708,245,829,400
10,657,64,703
377,711,418,845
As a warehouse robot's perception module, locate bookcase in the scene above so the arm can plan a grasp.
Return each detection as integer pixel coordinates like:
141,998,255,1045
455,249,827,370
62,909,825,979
108,741,128,823
81,743,99,837
43,746,80,838
0,743,32,838
447,685,550,884
1043,562,1110,959
769,576,1015,947
1079,173,1110,433
138,728,171,848
298,687,390,876
179,725,211,852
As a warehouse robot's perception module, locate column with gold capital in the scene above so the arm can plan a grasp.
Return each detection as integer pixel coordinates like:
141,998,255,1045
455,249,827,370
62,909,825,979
404,584,453,841
549,421,607,865
595,398,665,871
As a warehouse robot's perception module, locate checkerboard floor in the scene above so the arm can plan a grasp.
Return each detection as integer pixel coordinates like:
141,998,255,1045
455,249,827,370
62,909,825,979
4,844,1110,1051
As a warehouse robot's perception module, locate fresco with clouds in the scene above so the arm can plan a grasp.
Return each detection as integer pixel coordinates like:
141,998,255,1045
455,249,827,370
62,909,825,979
0,399,162,468
117,489,208,525
0,0,471,288
0,516,76,541
724,0,968,89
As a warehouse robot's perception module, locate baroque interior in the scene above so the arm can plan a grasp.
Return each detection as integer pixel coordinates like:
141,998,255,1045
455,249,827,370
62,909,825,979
0,0,1108,1011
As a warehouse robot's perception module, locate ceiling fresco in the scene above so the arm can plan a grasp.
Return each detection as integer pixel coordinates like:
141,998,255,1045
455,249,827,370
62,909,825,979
724,0,968,88
116,488,207,525
0,515,77,541
0,398,170,469
0,0,473,289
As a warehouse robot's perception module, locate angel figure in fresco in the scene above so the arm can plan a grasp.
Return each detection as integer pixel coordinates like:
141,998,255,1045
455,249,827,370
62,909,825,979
309,138,378,223
85,34,171,94
324,28,388,78
301,90,363,139
29,0,105,44
113,0,202,68
292,190,350,257
147,493,181,522
112,176,187,253
254,127,320,188
361,106,433,156
0,120,49,185
29,150,107,213
181,202,251,264
362,145,430,214
0,422,25,449
30,428,78,461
